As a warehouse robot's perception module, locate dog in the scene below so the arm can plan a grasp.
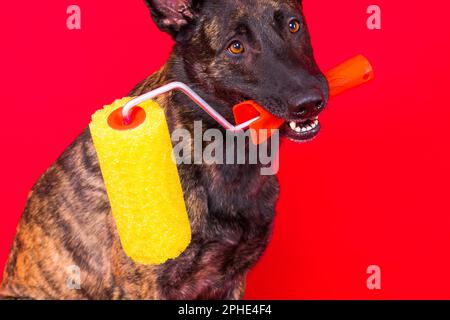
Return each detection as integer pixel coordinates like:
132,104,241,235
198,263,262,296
0,0,328,299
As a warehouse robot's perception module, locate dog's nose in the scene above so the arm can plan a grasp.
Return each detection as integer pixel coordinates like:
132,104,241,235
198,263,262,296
288,90,326,118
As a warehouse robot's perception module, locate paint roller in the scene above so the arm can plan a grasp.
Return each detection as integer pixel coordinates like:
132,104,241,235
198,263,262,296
89,55,374,265
89,98,191,265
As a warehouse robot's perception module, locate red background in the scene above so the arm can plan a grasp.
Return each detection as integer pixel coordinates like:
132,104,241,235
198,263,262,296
1,0,450,299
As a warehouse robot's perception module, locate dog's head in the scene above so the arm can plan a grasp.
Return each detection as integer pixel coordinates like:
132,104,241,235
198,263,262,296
145,0,329,141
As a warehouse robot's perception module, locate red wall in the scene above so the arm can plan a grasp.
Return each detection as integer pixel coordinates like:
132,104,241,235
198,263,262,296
1,0,450,299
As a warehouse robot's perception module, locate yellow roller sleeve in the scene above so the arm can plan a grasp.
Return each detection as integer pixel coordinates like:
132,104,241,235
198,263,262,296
89,97,191,265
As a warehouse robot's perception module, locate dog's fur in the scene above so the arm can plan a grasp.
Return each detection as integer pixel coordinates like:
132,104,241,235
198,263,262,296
0,0,327,299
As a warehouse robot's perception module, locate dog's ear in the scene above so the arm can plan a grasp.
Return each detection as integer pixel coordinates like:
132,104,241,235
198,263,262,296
144,0,202,37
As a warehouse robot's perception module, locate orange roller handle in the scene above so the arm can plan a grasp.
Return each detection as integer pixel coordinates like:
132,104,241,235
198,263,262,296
326,54,374,98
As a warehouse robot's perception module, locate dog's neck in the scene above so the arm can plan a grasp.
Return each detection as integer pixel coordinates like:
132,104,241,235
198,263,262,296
129,53,276,199
166,53,236,129
131,49,239,131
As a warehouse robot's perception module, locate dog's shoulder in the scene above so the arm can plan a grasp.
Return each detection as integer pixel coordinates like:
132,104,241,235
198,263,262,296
0,128,119,299
130,64,170,97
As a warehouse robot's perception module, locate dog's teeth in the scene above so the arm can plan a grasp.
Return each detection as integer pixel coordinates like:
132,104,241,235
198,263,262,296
290,119,320,134
290,121,296,130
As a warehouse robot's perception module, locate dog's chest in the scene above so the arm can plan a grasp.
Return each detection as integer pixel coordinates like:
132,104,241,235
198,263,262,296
153,165,278,299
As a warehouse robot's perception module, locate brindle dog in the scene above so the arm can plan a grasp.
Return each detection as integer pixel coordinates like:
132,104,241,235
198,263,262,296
0,0,328,299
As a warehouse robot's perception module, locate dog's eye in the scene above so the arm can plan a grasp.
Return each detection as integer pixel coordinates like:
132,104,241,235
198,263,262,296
288,19,301,33
228,41,245,55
